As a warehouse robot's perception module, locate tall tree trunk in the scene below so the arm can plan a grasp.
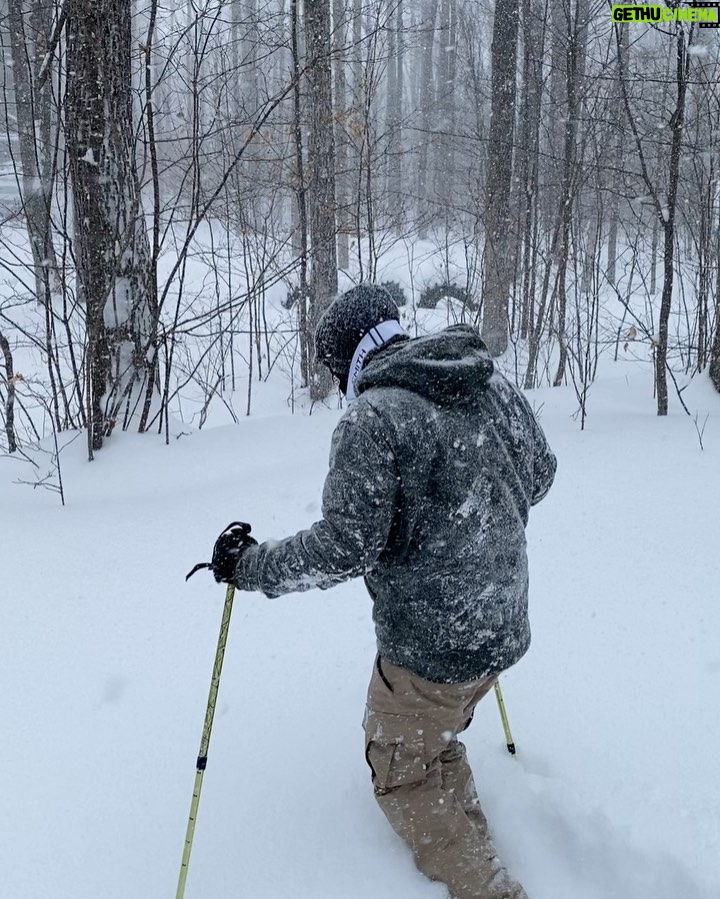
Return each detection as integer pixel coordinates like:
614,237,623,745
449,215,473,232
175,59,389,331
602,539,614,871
553,0,588,386
333,0,350,268
416,0,438,235
243,0,260,120
433,0,457,211
7,0,58,304
65,0,155,452
710,239,720,390
518,0,544,339
711,187,720,391
350,0,364,250
384,0,404,225
291,0,310,385
305,0,338,400
655,30,688,416
606,22,628,287
547,0,566,218
481,0,519,356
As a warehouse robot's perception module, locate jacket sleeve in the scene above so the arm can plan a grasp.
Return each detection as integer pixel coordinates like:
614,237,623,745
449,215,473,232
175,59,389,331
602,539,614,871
233,408,400,598
504,378,557,507
529,412,556,506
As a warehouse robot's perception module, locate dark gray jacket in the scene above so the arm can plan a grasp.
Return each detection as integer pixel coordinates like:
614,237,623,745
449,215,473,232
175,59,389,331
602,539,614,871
235,325,556,682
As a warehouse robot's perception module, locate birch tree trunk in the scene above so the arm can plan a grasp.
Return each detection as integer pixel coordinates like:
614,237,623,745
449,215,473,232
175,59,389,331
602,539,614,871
7,0,58,304
305,0,338,400
65,0,155,452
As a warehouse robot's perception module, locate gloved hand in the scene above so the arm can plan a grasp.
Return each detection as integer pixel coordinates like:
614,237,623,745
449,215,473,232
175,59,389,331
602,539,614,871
210,521,258,584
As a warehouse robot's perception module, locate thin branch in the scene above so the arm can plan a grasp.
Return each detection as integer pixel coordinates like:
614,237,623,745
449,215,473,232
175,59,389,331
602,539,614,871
36,0,72,89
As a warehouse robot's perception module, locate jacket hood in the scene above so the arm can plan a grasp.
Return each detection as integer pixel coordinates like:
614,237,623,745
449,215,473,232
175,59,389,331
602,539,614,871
355,325,494,405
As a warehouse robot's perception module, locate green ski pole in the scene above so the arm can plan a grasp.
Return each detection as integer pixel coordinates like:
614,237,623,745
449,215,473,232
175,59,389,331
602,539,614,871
494,681,516,755
176,582,236,899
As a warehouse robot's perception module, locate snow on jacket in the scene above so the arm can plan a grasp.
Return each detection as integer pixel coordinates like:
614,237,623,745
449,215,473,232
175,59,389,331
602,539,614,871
235,324,557,683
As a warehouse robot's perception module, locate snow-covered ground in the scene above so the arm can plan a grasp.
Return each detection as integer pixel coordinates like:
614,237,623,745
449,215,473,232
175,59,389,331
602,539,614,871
2,361,719,899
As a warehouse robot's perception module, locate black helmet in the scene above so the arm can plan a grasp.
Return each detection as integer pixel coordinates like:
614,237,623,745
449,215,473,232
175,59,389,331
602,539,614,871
314,284,400,387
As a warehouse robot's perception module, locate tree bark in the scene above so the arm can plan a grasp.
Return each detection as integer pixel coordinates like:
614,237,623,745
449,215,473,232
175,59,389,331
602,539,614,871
606,23,628,288
291,0,311,385
384,0,404,224
0,329,18,453
333,0,350,268
710,269,720,391
65,0,155,451
481,0,519,356
433,0,457,211
7,0,58,305
518,0,544,339
305,0,339,400
655,30,688,416
416,0,438,235
711,196,720,391
553,0,588,387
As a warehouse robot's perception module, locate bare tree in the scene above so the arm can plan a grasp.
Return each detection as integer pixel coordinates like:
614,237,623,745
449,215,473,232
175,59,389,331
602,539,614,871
711,218,720,391
384,0,404,222
305,0,338,399
415,0,438,234
605,22,628,288
516,0,544,339
65,0,155,452
6,0,58,304
481,0,519,356
617,20,692,415
333,0,351,268
551,0,589,386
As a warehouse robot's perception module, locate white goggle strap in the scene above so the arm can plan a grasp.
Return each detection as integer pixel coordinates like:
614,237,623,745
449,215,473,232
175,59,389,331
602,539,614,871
345,319,406,402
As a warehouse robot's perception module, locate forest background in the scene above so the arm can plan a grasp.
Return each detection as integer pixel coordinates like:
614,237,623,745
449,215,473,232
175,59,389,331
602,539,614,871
0,0,718,462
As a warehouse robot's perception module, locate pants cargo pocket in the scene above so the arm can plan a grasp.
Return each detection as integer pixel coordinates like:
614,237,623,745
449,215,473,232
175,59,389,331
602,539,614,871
365,740,396,792
364,709,427,794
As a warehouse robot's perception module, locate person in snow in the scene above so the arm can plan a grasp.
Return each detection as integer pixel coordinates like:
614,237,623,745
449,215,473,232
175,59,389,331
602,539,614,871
209,284,556,899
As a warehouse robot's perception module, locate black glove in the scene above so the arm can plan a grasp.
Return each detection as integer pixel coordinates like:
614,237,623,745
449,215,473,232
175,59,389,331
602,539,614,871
210,521,258,584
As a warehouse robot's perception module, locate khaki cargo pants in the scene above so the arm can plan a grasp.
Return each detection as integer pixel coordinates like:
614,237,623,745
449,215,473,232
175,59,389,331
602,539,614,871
363,655,525,899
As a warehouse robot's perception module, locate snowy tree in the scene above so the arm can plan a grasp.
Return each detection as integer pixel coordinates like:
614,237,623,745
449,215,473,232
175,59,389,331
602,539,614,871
0,0,719,449
65,0,155,451
481,0,519,357
305,0,338,400
7,0,58,304
616,20,691,415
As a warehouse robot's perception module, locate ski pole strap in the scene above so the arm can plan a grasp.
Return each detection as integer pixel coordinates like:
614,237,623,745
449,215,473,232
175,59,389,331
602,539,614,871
186,562,212,581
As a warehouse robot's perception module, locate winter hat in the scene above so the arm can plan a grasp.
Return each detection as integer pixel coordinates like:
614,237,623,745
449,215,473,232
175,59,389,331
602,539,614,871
314,283,407,397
